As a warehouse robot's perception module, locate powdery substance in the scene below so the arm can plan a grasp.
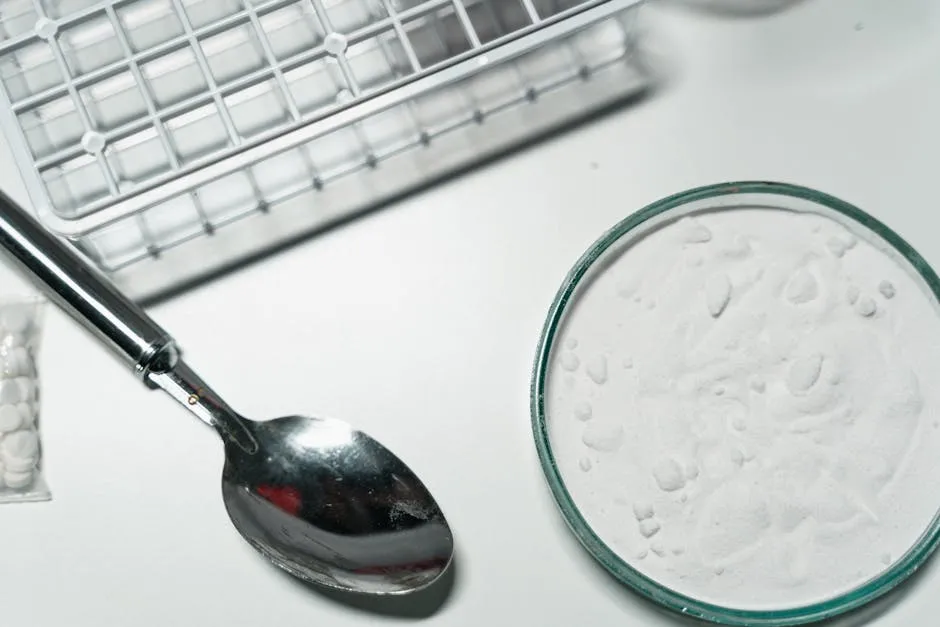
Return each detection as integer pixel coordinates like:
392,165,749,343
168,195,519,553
547,209,940,610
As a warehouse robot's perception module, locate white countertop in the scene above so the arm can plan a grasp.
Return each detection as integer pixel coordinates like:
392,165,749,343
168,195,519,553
2,1,940,625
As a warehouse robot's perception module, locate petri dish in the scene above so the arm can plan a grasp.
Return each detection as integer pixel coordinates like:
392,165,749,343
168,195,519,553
531,182,940,625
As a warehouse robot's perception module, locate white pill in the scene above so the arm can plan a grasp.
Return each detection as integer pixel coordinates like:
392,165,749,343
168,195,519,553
0,304,33,337
15,347,31,373
0,379,19,404
6,331,29,348
16,403,35,428
2,347,30,377
4,469,33,489
0,404,22,432
2,429,38,460
14,377,34,401
4,455,37,473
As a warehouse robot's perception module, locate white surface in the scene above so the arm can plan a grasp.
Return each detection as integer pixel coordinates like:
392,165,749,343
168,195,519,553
2,1,940,625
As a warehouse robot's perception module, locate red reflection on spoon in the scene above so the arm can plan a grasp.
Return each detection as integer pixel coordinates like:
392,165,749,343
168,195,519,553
256,484,303,516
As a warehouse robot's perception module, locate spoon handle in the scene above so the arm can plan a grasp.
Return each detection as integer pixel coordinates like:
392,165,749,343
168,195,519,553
0,190,180,381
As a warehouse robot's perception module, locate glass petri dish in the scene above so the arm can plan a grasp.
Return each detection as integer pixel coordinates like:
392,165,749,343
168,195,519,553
531,182,940,625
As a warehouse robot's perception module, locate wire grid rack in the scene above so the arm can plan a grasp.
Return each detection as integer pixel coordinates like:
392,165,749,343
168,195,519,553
0,0,647,301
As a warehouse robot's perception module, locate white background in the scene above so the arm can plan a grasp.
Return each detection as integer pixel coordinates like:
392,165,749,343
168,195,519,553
1,0,939,625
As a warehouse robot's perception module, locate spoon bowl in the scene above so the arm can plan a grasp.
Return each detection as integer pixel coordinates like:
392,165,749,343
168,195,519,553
221,415,453,594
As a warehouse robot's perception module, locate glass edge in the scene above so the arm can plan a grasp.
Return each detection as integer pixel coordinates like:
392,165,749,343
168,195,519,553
529,180,940,626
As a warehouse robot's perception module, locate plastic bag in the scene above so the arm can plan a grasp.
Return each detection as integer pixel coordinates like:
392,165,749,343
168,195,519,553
0,299,47,502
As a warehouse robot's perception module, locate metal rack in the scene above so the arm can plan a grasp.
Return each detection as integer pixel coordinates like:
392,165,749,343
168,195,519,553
0,0,647,301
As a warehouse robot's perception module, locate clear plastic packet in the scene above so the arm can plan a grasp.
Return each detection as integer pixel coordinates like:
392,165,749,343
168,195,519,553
0,298,46,502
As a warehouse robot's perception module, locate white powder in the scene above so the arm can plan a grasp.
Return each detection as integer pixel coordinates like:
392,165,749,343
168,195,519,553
547,209,940,610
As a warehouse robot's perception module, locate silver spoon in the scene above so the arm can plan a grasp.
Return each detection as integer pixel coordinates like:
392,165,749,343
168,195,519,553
0,192,453,595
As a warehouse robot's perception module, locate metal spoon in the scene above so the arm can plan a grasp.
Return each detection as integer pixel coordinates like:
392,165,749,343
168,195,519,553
0,192,453,595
